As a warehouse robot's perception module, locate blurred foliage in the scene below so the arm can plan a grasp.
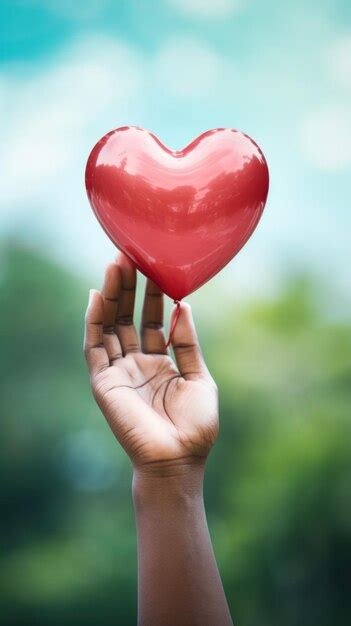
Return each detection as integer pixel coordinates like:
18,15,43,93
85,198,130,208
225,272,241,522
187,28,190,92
0,242,350,626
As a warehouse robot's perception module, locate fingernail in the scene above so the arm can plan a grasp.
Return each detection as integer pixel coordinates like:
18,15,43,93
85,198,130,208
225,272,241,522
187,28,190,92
88,289,95,305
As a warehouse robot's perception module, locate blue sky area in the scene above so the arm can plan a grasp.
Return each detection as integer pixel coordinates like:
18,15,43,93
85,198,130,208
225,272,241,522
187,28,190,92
1,0,350,311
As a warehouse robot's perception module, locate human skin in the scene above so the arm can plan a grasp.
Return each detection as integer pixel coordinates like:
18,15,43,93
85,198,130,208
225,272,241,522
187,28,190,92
84,253,233,626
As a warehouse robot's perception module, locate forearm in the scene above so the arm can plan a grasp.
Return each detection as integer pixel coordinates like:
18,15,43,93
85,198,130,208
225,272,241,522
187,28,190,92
133,463,233,626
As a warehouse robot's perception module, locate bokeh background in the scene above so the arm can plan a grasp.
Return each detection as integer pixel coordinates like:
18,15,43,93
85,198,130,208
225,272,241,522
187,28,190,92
1,1,351,625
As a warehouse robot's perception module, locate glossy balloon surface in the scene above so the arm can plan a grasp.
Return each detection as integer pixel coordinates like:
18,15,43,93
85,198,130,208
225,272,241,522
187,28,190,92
85,126,269,300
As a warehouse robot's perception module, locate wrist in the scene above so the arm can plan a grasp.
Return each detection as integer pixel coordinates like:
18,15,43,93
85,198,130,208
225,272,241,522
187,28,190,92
132,460,205,509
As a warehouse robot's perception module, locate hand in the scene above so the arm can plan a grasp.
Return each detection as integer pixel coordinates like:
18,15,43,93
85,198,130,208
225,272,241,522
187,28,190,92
84,254,218,473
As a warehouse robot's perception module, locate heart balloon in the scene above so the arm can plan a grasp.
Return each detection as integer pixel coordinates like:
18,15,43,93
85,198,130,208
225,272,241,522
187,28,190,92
85,126,269,301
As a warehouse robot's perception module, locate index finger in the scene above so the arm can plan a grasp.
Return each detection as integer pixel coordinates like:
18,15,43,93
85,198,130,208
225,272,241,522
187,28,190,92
171,302,211,382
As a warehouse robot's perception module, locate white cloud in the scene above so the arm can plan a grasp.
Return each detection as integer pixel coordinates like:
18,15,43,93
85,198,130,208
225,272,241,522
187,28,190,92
0,35,142,207
326,35,351,89
36,0,112,20
0,35,144,277
299,105,351,170
167,0,246,18
154,37,231,98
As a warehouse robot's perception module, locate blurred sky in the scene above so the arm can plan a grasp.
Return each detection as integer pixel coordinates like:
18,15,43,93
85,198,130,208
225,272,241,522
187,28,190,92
1,0,350,311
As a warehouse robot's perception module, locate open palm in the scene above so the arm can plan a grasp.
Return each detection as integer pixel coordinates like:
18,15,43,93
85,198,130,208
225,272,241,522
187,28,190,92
84,255,218,470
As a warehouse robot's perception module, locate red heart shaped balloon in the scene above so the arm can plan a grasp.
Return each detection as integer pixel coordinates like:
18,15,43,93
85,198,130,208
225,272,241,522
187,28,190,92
85,126,269,300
